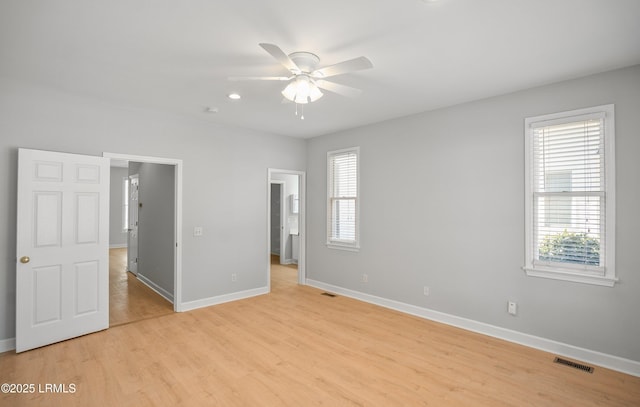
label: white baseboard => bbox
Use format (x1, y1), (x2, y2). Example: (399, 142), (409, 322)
(0, 337), (16, 353)
(137, 274), (174, 304)
(306, 279), (640, 378)
(109, 244), (127, 249)
(179, 287), (269, 312)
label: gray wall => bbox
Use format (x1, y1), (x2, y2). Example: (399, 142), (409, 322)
(109, 166), (129, 247)
(135, 162), (175, 297)
(0, 79), (306, 342)
(270, 183), (281, 256)
(306, 65), (640, 363)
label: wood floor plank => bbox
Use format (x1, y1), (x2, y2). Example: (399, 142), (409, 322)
(2, 259), (639, 406)
(109, 248), (174, 326)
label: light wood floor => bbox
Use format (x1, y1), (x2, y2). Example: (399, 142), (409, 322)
(109, 248), (173, 327)
(270, 254), (298, 291)
(2, 258), (639, 406)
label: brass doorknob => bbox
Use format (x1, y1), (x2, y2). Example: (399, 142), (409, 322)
(20, 256), (30, 264)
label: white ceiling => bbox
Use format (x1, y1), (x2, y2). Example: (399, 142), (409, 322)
(1, 0), (639, 138)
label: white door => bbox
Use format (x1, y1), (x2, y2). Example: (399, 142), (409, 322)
(127, 174), (139, 275)
(16, 148), (110, 352)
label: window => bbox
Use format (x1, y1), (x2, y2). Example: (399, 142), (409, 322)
(544, 171), (572, 226)
(327, 147), (359, 250)
(524, 105), (616, 286)
(122, 177), (129, 233)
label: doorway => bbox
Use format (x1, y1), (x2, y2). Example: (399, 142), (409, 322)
(14, 149), (182, 352)
(268, 169), (305, 291)
(108, 160), (176, 326)
(104, 152), (184, 313)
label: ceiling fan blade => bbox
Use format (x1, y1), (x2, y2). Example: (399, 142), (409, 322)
(315, 80), (363, 98)
(228, 76), (291, 81)
(312, 56), (373, 78)
(259, 43), (301, 73)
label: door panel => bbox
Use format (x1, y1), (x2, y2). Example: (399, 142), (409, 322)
(33, 265), (62, 325)
(16, 148), (109, 352)
(34, 192), (62, 247)
(76, 193), (100, 244)
(75, 261), (100, 315)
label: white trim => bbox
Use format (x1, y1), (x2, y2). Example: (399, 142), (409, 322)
(109, 243), (128, 249)
(137, 273), (174, 303)
(523, 267), (617, 287)
(528, 111), (606, 129)
(306, 279), (640, 377)
(325, 242), (361, 252)
(326, 147), (360, 251)
(103, 152), (184, 311)
(267, 169), (306, 288)
(180, 287), (269, 312)
(0, 337), (16, 353)
(523, 104), (616, 286)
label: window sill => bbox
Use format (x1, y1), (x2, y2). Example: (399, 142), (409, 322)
(327, 242), (360, 252)
(522, 267), (617, 287)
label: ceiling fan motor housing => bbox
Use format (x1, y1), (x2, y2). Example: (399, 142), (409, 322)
(288, 52), (320, 74)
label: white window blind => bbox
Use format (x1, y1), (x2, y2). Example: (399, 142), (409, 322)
(327, 147), (359, 249)
(524, 105), (616, 286)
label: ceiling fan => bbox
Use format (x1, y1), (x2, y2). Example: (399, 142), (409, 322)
(229, 43), (373, 119)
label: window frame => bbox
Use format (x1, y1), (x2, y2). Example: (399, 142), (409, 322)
(524, 104), (616, 287)
(327, 147), (360, 251)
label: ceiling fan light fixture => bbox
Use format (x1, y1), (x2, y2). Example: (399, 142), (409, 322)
(281, 75), (323, 104)
(309, 83), (323, 102)
(281, 82), (298, 102)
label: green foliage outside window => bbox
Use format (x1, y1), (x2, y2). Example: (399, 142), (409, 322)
(539, 230), (600, 266)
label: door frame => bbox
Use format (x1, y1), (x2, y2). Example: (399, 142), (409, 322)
(267, 168), (306, 290)
(104, 152), (184, 312)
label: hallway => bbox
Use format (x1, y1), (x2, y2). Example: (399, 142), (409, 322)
(109, 248), (173, 327)
(270, 254), (298, 292)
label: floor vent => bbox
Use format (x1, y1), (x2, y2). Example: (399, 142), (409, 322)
(321, 292), (337, 297)
(554, 357), (594, 373)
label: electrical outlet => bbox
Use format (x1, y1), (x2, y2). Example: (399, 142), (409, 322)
(362, 274), (368, 283)
(508, 301), (517, 315)
(194, 226), (203, 237)
(423, 286), (430, 296)
(231, 273), (237, 282)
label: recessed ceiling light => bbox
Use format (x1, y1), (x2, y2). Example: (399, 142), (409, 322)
(228, 93), (241, 100)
